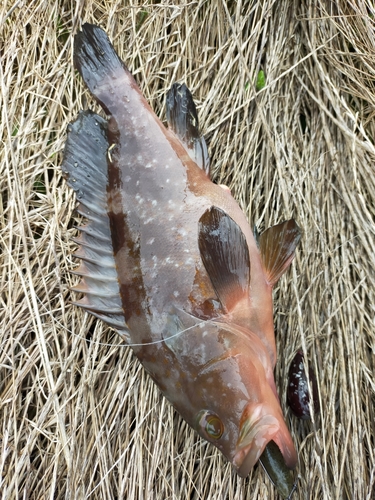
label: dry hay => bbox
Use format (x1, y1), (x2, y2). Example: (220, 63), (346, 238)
(1, 1), (375, 499)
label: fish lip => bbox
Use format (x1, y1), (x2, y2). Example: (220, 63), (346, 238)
(233, 412), (280, 477)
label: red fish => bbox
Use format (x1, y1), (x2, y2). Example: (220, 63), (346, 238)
(62, 24), (301, 498)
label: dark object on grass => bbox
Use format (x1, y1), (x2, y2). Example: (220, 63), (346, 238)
(287, 350), (319, 419)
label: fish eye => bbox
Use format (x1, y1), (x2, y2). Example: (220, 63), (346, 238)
(196, 410), (224, 440)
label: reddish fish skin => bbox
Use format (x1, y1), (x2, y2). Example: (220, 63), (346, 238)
(68, 23), (300, 483)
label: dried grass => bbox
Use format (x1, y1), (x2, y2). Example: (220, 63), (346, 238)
(1, 1), (375, 499)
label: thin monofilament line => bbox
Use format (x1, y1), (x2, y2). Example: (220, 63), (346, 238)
(36, 297), (210, 347)
(124, 320), (209, 347)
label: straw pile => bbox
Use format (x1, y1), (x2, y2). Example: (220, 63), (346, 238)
(1, 1), (374, 499)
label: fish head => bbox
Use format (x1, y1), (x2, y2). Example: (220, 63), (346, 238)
(162, 312), (297, 478)
(184, 328), (297, 477)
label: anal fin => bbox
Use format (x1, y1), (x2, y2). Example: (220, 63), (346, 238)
(62, 110), (129, 340)
(166, 83), (210, 176)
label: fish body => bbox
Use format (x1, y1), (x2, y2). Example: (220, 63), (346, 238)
(62, 24), (301, 496)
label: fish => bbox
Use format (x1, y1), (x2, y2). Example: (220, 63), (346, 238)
(287, 350), (319, 420)
(61, 23), (301, 498)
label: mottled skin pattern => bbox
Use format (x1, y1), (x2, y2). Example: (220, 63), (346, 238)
(72, 25), (297, 478)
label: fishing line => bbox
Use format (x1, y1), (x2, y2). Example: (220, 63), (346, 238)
(36, 296), (211, 348)
(119, 320), (209, 347)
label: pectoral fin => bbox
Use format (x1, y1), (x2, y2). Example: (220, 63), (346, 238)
(166, 83), (210, 176)
(198, 206), (250, 312)
(258, 220), (301, 286)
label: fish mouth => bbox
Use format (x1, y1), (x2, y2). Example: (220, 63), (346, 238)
(233, 409), (280, 477)
(233, 405), (297, 477)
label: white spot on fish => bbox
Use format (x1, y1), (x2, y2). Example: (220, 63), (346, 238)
(166, 179), (170, 183)
(152, 200), (157, 207)
(178, 228), (187, 237)
(145, 162), (152, 169)
(147, 237), (155, 245)
(144, 217), (155, 224)
(173, 291), (179, 297)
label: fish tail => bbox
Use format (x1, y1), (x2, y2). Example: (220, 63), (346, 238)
(74, 24), (129, 113)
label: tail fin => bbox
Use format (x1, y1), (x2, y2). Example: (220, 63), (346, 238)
(73, 24), (128, 113)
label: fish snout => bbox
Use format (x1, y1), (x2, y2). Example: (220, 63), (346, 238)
(234, 405), (279, 476)
(233, 403), (297, 477)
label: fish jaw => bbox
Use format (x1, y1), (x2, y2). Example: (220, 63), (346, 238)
(233, 403), (297, 477)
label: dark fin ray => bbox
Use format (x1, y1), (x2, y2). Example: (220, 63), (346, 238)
(198, 206), (250, 313)
(258, 220), (301, 286)
(74, 24), (127, 114)
(71, 235), (113, 256)
(253, 224), (260, 249)
(62, 110), (129, 339)
(75, 224), (109, 242)
(166, 83), (210, 176)
(70, 261), (118, 282)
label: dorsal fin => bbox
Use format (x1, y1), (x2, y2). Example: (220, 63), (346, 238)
(166, 83), (210, 176)
(258, 220), (301, 286)
(62, 110), (129, 341)
(198, 206), (250, 312)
